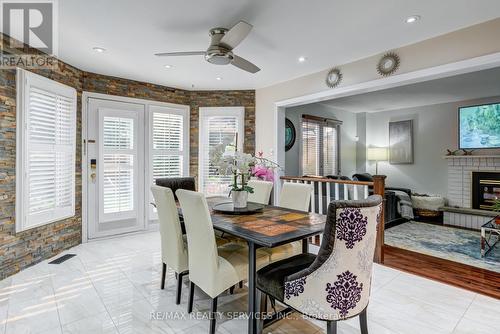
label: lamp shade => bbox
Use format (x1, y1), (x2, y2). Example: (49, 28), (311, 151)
(367, 147), (388, 161)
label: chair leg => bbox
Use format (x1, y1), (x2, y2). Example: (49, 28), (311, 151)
(359, 308), (368, 334)
(176, 272), (185, 305)
(188, 282), (195, 313)
(256, 290), (266, 334)
(209, 297), (218, 334)
(327, 320), (337, 334)
(161, 263), (166, 290)
(229, 285), (235, 294)
(269, 296), (277, 313)
(239, 281), (243, 289)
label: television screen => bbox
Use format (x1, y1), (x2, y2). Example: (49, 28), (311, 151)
(459, 102), (500, 149)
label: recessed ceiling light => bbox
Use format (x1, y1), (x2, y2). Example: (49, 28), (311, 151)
(92, 47), (106, 53)
(298, 56), (307, 63)
(216, 77), (222, 81)
(405, 15), (420, 24)
(164, 64), (172, 69)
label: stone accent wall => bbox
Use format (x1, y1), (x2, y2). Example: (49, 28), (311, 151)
(82, 72), (191, 105)
(189, 90), (256, 178)
(0, 35), (83, 279)
(0, 34), (256, 279)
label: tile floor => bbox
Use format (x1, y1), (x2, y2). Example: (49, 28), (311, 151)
(0, 231), (498, 334)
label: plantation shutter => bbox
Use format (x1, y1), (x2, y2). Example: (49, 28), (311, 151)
(102, 117), (135, 215)
(199, 107), (244, 196)
(148, 105), (189, 218)
(151, 111), (185, 180)
(17, 69), (76, 231)
(301, 115), (340, 176)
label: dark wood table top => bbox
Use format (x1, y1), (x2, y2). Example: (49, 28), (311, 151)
(204, 197), (326, 248)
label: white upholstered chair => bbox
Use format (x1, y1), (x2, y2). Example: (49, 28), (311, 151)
(151, 185), (188, 304)
(279, 182), (313, 211)
(261, 182), (314, 262)
(256, 196), (383, 334)
(176, 189), (269, 334)
(247, 179), (273, 205)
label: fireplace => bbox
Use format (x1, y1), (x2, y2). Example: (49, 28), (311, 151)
(471, 171), (500, 210)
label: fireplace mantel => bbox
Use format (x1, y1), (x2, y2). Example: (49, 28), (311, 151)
(444, 155), (500, 229)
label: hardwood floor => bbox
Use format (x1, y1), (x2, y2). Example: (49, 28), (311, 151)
(383, 245), (500, 299)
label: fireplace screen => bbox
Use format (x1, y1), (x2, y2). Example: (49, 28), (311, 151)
(472, 172), (500, 210)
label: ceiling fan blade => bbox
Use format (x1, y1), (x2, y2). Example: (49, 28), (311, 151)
(231, 55), (260, 73)
(220, 21), (253, 49)
(154, 51), (205, 57)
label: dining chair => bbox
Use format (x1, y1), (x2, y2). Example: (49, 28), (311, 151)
(256, 195), (383, 334)
(279, 182), (313, 211)
(156, 177), (196, 198)
(247, 179), (273, 205)
(151, 185), (188, 305)
(261, 182), (314, 262)
(176, 189), (270, 334)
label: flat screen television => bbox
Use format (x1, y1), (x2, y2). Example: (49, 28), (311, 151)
(459, 102), (500, 149)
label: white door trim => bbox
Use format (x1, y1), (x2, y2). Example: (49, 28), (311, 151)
(272, 51), (500, 204)
(82, 91), (190, 243)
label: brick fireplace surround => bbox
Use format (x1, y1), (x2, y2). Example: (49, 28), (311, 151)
(444, 156), (500, 229)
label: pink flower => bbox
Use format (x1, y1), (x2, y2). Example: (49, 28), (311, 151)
(252, 165), (274, 182)
(257, 151), (264, 157)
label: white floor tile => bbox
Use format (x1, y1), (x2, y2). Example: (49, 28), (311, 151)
(61, 312), (117, 334)
(0, 231), (494, 334)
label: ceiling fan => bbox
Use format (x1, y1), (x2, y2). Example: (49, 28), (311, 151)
(155, 21), (260, 74)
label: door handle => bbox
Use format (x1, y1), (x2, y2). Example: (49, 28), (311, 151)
(90, 159), (97, 183)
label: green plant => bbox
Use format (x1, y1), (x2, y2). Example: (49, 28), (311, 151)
(491, 199), (500, 212)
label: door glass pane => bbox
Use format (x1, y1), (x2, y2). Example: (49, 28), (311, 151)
(103, 154), (134, 214)
(103, 117), (134, 149)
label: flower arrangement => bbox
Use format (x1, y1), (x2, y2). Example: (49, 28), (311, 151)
(209, 137), (281, 207)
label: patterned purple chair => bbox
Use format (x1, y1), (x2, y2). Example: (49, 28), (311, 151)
(256, 195), (383, 334)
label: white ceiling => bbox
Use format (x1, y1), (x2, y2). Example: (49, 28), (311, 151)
(320, 66), (500, 113)
(56, 0), (500, 90)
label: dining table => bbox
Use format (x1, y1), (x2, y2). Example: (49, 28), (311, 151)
(202, 196), (326, 334)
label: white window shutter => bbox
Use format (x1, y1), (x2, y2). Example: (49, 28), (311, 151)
(198, 107), (244, 196)
(17, 69), (77, 232)
(151, 111), (184, 180)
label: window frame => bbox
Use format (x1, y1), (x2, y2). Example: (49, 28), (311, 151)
(299, 115), (342, 176)
(147, 104), (190, 219)
(198, 107), (245, 196)
(16, 68), (77, 232)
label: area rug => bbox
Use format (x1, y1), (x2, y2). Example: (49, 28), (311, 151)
(385, 221), (500, 273)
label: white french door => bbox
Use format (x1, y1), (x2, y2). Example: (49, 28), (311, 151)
(86, 98), (145, 239)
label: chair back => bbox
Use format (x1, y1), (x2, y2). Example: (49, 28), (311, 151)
(284, 195), (383, 320)
(175, 189), (220, 288)
(150, 185), (188, 273)
(247, 179), (273, 205)
(279, 182), (313, 211)
(156, 177), (196, 200)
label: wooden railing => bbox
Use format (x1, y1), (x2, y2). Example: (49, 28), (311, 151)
(280, 175), (386, 263)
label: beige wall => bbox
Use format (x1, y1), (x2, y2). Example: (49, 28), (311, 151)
(365, 96), (500, 196)
(255, 18), (500, 157)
